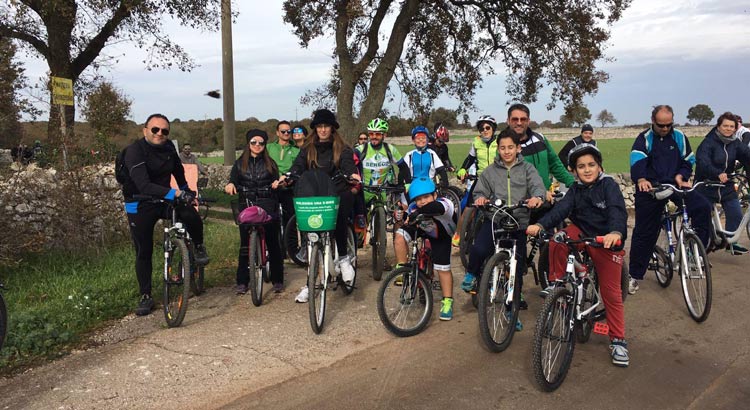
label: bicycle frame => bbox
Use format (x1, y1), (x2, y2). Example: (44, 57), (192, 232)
(163, 205), (192, 282)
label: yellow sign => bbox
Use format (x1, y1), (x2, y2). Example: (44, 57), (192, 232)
(51, 76), (74, 106)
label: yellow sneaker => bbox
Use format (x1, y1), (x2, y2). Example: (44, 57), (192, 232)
(451, 232), (460, 247)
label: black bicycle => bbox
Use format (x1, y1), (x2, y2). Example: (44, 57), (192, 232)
(363, 184), (405, 280)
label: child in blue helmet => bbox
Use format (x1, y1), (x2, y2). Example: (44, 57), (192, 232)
(398, 126), (450, 199)
(393, 177), (457, 320)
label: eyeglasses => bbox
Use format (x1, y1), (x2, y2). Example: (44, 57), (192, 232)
(150, 127), (170, 136)
(358, 137), (368, 141)
(509, 117), (529, 123)
(368, 132), (383, 137)
(279, 130), (292, 134)
(249, 140), (266, 146)
(481, 126), (493, 131)
(654, 122), (673, 129)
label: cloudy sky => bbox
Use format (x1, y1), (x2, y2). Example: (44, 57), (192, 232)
(17, 0), (750, 126)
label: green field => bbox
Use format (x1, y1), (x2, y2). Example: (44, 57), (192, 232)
(201, 137), (704, 174)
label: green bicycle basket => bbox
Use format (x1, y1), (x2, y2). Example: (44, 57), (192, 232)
(293, 196), (340, 231)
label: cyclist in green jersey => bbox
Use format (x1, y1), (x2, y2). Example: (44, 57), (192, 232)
(359, 118), (403, 201)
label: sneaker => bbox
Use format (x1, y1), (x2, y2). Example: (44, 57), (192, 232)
(461, 273), (476, 292)
(452, 232), (460, 247)
(194, 244), (209, 266)
(539, 283), (556, 298)
(295, 286), (309, 303)
(519, 294), (528, 310)
(439, 297), (454, 321)
(339, 257), (356, 283)
(272, 283), (284, 293)
(295, 247), (308, 262)
(235, 283), (248, 295)
(504, 310), (523, 331)
(727, 244), (749, 255)
(628, 278), (639, 295)
(610, 338), (630, 367)
(135, 294), (154, 316)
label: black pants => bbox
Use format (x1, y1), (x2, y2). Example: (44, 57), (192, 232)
(237, 221), (284, 285)
(335, 190), (355, 256)
(127, 201), (204, 296)
(278, 188), (295, 229)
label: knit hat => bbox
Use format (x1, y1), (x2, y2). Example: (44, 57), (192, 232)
(581, 124), (594, 133)
(310, 109), (340, 129)
(246, 129), (269, 143)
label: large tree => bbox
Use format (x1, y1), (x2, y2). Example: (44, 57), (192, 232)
(596, 109), (617, 127)
(0, 37), (38, 147)
(283, 0), (631, 140)
(0, 0), (221, 160)
(81, 81), (132, 139)
(687, 104), (714, 125)
(560, 103), (591, 127)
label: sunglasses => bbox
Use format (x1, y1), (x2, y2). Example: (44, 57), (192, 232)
(509, 117), (529, 123)
(249, 140), (266, 146)
(368, 132), (383, 137)
(279, 130), (292, 134)
(150, 127), (170, 136)
(480, 125), (493, 131)
(358, 137), (368, 141)
(654, 122), (673, 129)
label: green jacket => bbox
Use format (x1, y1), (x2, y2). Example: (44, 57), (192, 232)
(267, 141), (300, 174)
(519, 129), (575, 189)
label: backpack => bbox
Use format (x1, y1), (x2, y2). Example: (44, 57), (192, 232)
(115, 142), (147, 185)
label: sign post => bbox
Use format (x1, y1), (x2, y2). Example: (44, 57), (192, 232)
(51, 76), (74, 169)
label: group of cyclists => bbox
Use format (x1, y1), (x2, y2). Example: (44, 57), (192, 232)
(121, 103), (750, 372)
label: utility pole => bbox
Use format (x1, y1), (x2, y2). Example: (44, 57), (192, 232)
(221, 0), (236, 166)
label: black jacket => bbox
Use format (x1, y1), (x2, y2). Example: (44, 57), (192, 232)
(695, 128), (750, 202)
(289, 141), (357, 193)
(229, 155), (280, 214)
(428, 142), (453, 169)
(537, 174), (627, 240)
(558, 136), (596, 170)
(122, 138), (186, 201)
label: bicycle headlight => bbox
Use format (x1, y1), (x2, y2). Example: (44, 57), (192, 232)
(307, 232), (320, 242)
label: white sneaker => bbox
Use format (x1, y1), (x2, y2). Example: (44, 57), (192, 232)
(339, 257), (356, 284)
(295, 286), (309, 303)
(628, 278), (639, 295)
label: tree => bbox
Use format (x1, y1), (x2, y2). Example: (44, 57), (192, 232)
(429, 107), (458, 128)
(0, 1), (221, 158)
(596, 109), (617, 127)
(284, 0), (630, 140)
(560, 104), (591, 127)
(0, 37), (39, 147)
(81, 81), (132, 139)
(687, 104), (714, 125)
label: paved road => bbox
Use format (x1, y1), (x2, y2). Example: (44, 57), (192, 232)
(1, 245), (748, 410)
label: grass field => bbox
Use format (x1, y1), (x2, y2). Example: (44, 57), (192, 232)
(200, 137), (705, 174)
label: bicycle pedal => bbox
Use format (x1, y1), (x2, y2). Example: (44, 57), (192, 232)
(593, 322), (609, 335)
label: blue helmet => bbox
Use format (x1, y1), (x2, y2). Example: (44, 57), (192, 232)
(409, 177), (436, 199)
(411, 125), (430, 140)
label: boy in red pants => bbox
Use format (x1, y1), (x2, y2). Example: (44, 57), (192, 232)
(526, 143), (630, 367)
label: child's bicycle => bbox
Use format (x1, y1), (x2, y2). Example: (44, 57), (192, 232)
(376, 213), (437, 337)
(531, 231), (625, 392)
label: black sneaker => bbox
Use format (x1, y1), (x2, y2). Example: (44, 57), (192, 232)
(135, 294), (154, 316)
(194, 244), (209, 266)
(519, 294), (528, 310)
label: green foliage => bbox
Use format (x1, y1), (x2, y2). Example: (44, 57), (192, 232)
(687, 104), (714, 125)
(596, 109), (617, 127)
(0, 37), (38, 147)
(81, 81), (132, 139)
(560, 104), (592, 127)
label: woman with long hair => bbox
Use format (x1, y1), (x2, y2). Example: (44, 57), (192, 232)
(225, 129), (285, 294)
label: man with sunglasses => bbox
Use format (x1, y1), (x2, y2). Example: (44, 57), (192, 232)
(628, 105), (711, 294)
(267, 120), (301, 245)
(121, 113), (208, 316)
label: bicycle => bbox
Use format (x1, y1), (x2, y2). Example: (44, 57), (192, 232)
(457, 174), (480, 269)
(133, 194), (200, 327)
(231, 186), (277, 307)
(376, 213), (436, 337)
(647, 182), (712, 322)
(363, 184), (405, 280)
(705, 174), (750, 252)
(196, 177), (210, 221)
(476, 199), (528, 352)
(531, 232), (625, 392)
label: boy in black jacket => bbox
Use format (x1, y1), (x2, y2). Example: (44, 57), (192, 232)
(527, 143), (630, 368)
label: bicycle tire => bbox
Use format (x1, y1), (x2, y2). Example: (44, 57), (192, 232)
(478, 252), (519, 352)
(440, 187), (462, 222)
(284, 215), (307, 267)
(372, 206), (387, 281)
(458, 207), (478, 269)
(190, 264), (205, 296)
(652, 245), (673, 288)
(0, 292), (7, 352)
(532, 286), (576, 392)
(308, 242), (327, 334)
(163, 238), (191, 328)
(340, 226), (357, 295)
(199, 204), (209, 221)
(537, 242), (550, 291)
(376, 267), (433, 337)
(620, 263), (629, 303)
(248, 230), (265, 307)
(679, 232), (712, 322)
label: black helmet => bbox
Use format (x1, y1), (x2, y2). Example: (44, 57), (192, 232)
(567, 143), (602, 170)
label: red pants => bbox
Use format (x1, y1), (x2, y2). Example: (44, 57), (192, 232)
(548, 224), (626, 340)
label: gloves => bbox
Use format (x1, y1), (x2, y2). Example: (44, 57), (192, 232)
(456, 168), (467, 178)
(178, 190), (196, 206)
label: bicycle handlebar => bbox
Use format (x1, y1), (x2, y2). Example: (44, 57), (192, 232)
(539, 230), (621, 248)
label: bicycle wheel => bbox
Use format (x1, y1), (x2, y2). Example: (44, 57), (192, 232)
(371, 206), (387, 281)
(458, 207), (478, 269)
(340, 226), (357, 295)
(537, 242), (550, 291)
(440, 187), (462, 222)
(478, 252), (519, 352)
(190, 264), (205, 296)
(308, 242), (327, 334)
(532, 286), (576, 392)
(284, 215), (307, 267)
(163, 238), (191, 328)
(0, 292), (7, 352)
(679, 232), (712, 322)
(199, 204), (209, 221)
(620, 263), (629, 303)
(377, 267), (433, 337)
(248, 230), (265, 307)
(651, 245), (673, 288)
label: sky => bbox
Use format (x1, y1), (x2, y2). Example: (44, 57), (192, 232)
(15, 0), (750, 126)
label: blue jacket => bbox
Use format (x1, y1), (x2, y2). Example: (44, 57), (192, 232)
(537, 174), (628, 240)
(630, 127), (694, 184)
(695, 128), (750, 202)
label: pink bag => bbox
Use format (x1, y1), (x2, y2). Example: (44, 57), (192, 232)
(238, 205), (271, 224)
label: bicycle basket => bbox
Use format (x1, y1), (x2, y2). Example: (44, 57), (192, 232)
(293, 196), (340, 231)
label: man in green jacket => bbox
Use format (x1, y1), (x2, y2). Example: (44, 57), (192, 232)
(267, 121), (301, 237)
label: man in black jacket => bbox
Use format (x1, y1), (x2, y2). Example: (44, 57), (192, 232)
(558, 124), (596, 170)
(122, 113), (209, 316)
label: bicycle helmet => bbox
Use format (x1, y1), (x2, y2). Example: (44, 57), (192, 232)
(408, 177), (436, 199)
(411, 125), (430, 140)
(434, 124), (450, 142)
(475, 115), (497, 131)
(367, 118), (389, 133)
(567, 143), (603, 169)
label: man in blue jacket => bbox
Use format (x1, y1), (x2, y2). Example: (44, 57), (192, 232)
(628, 105), (711, 294)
